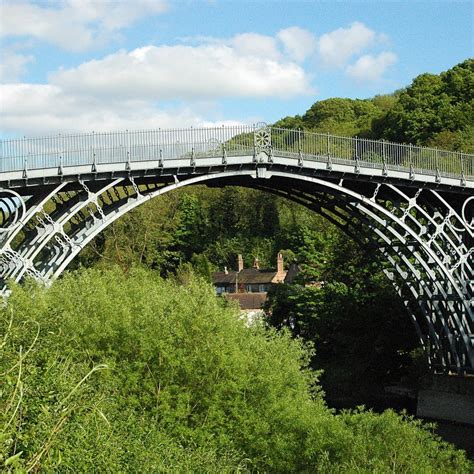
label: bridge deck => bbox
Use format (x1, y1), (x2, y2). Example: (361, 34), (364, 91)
(1, 126), (472, 190)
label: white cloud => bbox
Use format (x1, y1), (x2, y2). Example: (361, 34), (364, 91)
(0, 21), (398, 136)
(277, 27), (317, 62)
(0, 49), (34, 82)
(346, 52), (397, 81)
(318, 21), (376, 67)
(0, 83), (242, 135)
(230, 33), (281, 60)
(0, 0), (168, 52)
(0, 32), (314, 135)
(50, 43), (313, 100)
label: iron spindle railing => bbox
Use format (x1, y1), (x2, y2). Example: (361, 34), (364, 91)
(0, 126), (472, 181)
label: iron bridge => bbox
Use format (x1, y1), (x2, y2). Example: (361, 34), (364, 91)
(0, 124), (472, 374)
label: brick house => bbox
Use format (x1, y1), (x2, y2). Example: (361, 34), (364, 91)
(212, 253), (297, 310)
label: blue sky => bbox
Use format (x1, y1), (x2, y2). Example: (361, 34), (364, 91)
(0, 0), (472, 137)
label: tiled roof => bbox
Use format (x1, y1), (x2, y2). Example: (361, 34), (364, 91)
(225, 292), (268, 310)
(213, 268), (279, 285)
(212, 271), (238, 285)
(239, 268), (279, 284)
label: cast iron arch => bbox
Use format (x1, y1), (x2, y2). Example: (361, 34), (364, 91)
(0, 169), (471, 374)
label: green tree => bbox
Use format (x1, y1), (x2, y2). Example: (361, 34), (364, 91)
(175, 193), (209, 260)
(381, 59), (474, 146)
(302, 98), (383, 136)
(190, 252), (213, 282)
(265, 233), (420, 403)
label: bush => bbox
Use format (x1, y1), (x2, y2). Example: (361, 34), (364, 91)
(1, 267), (471, 472)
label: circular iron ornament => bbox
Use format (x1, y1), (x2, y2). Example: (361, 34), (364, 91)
(254, 129), (271, 149)
(0, 189), (26, 233)
(446, 196), (474, 232)
(462, 196), (474, 230)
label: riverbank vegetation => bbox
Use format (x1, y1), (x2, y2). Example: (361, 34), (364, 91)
(2, 268), (471, 471)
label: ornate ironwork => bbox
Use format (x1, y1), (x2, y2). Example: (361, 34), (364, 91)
(253, 124), (272, 162)
(0, 189), (26, 234)
(0, 125), (472, 374)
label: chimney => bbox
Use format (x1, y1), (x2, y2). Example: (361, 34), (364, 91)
(224, 266), (228, 274)
(277, 252), (284, 275)
(253, 257), (260, 270)
(237, 254), (244, 272)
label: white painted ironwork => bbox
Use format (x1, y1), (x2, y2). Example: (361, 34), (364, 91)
(1, 125), (472, 181)
(0, 189), (26, 233)
(0, 125), (472, 374)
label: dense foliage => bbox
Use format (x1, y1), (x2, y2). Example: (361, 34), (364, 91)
(77, 187), (282, 274)
(275, 59), (474, 151)
(264, 234), (422, 403)
(1, 268), (471, 471)
(380, 59), (474, 149)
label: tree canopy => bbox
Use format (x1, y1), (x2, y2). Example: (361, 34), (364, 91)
(275, 59), (474, 151)
(380, 60), (474, 150)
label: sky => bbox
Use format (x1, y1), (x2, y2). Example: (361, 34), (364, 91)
(0, 0), (472, 138)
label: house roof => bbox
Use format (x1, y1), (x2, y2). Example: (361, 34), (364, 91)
(212, 268), (279, 285)
(225, 292), (268, 310)
(212, 271), (238, 285)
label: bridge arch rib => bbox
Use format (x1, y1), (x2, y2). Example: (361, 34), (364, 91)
(1, 168), (472, 374)
(246, 179), (470, 373)
(0, 125), (472, 374)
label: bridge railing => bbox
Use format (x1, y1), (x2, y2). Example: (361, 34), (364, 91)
(270, 127), (473, 180)
(0, 126), (472, 181)
(0, 125), (257, 172)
